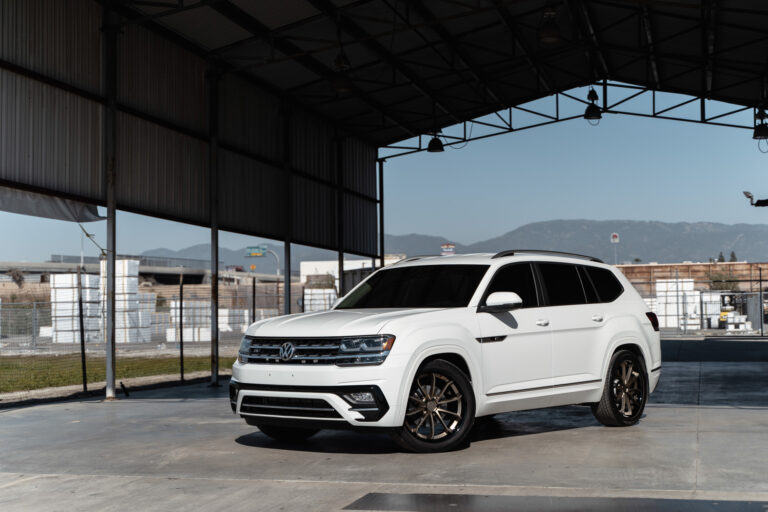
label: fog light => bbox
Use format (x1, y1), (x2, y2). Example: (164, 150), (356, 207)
(344, 392), (375, 404)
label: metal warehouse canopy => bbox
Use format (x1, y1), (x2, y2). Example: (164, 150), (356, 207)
(122, 0), (768, 147)
(1, 0), (767, 396)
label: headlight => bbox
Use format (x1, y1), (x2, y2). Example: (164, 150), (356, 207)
(336, 335), (395, 366)
(238, 336), (250, 364)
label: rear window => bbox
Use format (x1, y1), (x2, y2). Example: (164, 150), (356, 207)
(583, 266), (624, 302)
(537, 263), (587, 306)
(336, 264), (489, 309)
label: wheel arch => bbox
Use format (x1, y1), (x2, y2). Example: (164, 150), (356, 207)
(395, 344), (481, 424)
(602, 338), (652, 382)
(418, 352), (473, 382)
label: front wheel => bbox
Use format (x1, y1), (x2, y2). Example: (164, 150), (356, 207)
(591, 349), (649, 427)
(390, 359), (476, 453)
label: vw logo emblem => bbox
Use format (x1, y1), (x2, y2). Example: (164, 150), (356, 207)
(279, 342), (295, 361)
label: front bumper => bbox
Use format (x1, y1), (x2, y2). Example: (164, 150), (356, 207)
(230, 356), (409, 428)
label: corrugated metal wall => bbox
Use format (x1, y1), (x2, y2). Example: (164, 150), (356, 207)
(220, 75), (282, 163)
(0, 0), (101, 94)
(118, 24), (207, 133)
(0, 70), (102, 200)
(218, 150), (284, 239)
(115, 113), (209, 224)
(0, 0), (378, 257)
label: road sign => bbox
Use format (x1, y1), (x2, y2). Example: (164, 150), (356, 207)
(441, 243), (456, 256)
(610, 233), (620, 244)
(246, 245), (268, 257)
(250, 264), (256, 271)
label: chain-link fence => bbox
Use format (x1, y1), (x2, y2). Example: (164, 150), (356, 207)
(631, 278), (767, 336)
(0, 282), (303, 403)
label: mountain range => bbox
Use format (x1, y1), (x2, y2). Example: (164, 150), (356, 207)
(141, 219), (768, 272)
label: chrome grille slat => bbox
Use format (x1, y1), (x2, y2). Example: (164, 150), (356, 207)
(240, 336), (387, 366)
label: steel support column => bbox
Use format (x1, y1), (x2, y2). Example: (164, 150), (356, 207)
(102, 2), (118, 400)
(337, 138), (345, 295)
(208, 63), (220, 386)
(378, 159), (385, 268)
(282, 102), (292, 315)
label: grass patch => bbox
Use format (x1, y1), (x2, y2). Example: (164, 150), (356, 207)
(0, 355), (215, 393)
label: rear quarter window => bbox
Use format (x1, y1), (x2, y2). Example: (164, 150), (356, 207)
(583, 266), (624, 302)
(537, 263), (587, 306)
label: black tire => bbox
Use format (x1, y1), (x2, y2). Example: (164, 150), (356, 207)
(390, 359), (476, 453)
(592, 349), (649, 427)
(252, 424), (320, 442)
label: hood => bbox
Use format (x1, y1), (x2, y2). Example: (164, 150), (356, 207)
(246, 308), (445, 337)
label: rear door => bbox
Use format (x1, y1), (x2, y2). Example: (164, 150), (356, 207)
(536, 262), (607, 396)
(476, 263), (553, 403)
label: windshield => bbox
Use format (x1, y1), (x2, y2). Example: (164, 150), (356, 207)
(336, 264), (489, 309)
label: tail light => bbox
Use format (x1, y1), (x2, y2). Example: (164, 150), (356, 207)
(645, 312), (659, 332)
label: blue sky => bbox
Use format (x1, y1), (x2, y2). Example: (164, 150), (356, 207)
(1, 88), (767, 262)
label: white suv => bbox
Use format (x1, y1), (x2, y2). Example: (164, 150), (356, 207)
(230, 251), (661, 452)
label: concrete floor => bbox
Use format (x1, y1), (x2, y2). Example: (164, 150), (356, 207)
(1, 362), (768, 511)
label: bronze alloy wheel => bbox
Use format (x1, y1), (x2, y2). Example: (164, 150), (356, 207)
(405, 372), (464, 441)
(611, 358), (646, 418)
(391, 359), (476, 452)
(592, 349), (649, 427)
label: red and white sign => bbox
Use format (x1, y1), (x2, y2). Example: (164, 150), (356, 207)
(441, 243), (456, 256)
(610, 232), (620, 244)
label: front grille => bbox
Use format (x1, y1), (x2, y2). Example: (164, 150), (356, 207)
(241, 337), (385, 365)
(240, 395), (341, 418)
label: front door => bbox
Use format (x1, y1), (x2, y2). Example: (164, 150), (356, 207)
(477, 263), (552, 404)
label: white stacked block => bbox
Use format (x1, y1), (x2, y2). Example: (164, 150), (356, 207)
(170, 300), (210, 326)
(165, 327), (212, 342)
(654, 278), (700, 329)
(52, 330), (101, 344)
(100, 259), (143, 343)
(304, 288), (338, 312)
(50, 272), (100, 344)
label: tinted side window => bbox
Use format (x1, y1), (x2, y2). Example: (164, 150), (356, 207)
(485, 263), (538, 308)
(538, 263), (587, 306)
(578, 266), (600, 303)
(584, 266), (624, 302)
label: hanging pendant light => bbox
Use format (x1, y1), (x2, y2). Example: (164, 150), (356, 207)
(584, 87), (602, 125)
(538, 6), (563, 46)
(427, 136), (444, 152)
(753, 106), (768, 140)
(330, 20), (352, 96)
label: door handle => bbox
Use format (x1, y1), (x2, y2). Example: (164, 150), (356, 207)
(536, 319), (549, 327)
(591, 315), (604, 323)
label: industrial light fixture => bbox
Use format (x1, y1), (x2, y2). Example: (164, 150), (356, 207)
(426, 101), (444, 152)
(427, 135), (444, 152)
(754, 106), (768, 138)
(754, 105), (768, 153)
(538, 5), (563, 46)
(331, 20), (352, 95)
(584, 88), (602, 125)
(331, 74), (353, 95)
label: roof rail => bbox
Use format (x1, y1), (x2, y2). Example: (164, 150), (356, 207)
(396, 255), (441, 264)
(491, 250), (604, 263)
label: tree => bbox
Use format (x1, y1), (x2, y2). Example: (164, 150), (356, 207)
(710, 271), (740, 292)
(729, 251), (737, 262)
(633, 257), (642, 263)
(717, 252), (725, 262)
(7, 268), (24, 289)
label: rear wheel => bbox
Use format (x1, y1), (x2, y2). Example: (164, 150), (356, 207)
(390, 359), (475, 453)
(250, 423), (319, 442)
(591, 349), (649, 427)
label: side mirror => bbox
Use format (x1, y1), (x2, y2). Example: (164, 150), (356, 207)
(479, 292), (523, 313)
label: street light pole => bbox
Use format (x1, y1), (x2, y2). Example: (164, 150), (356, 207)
(266, 249), (280, 314)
